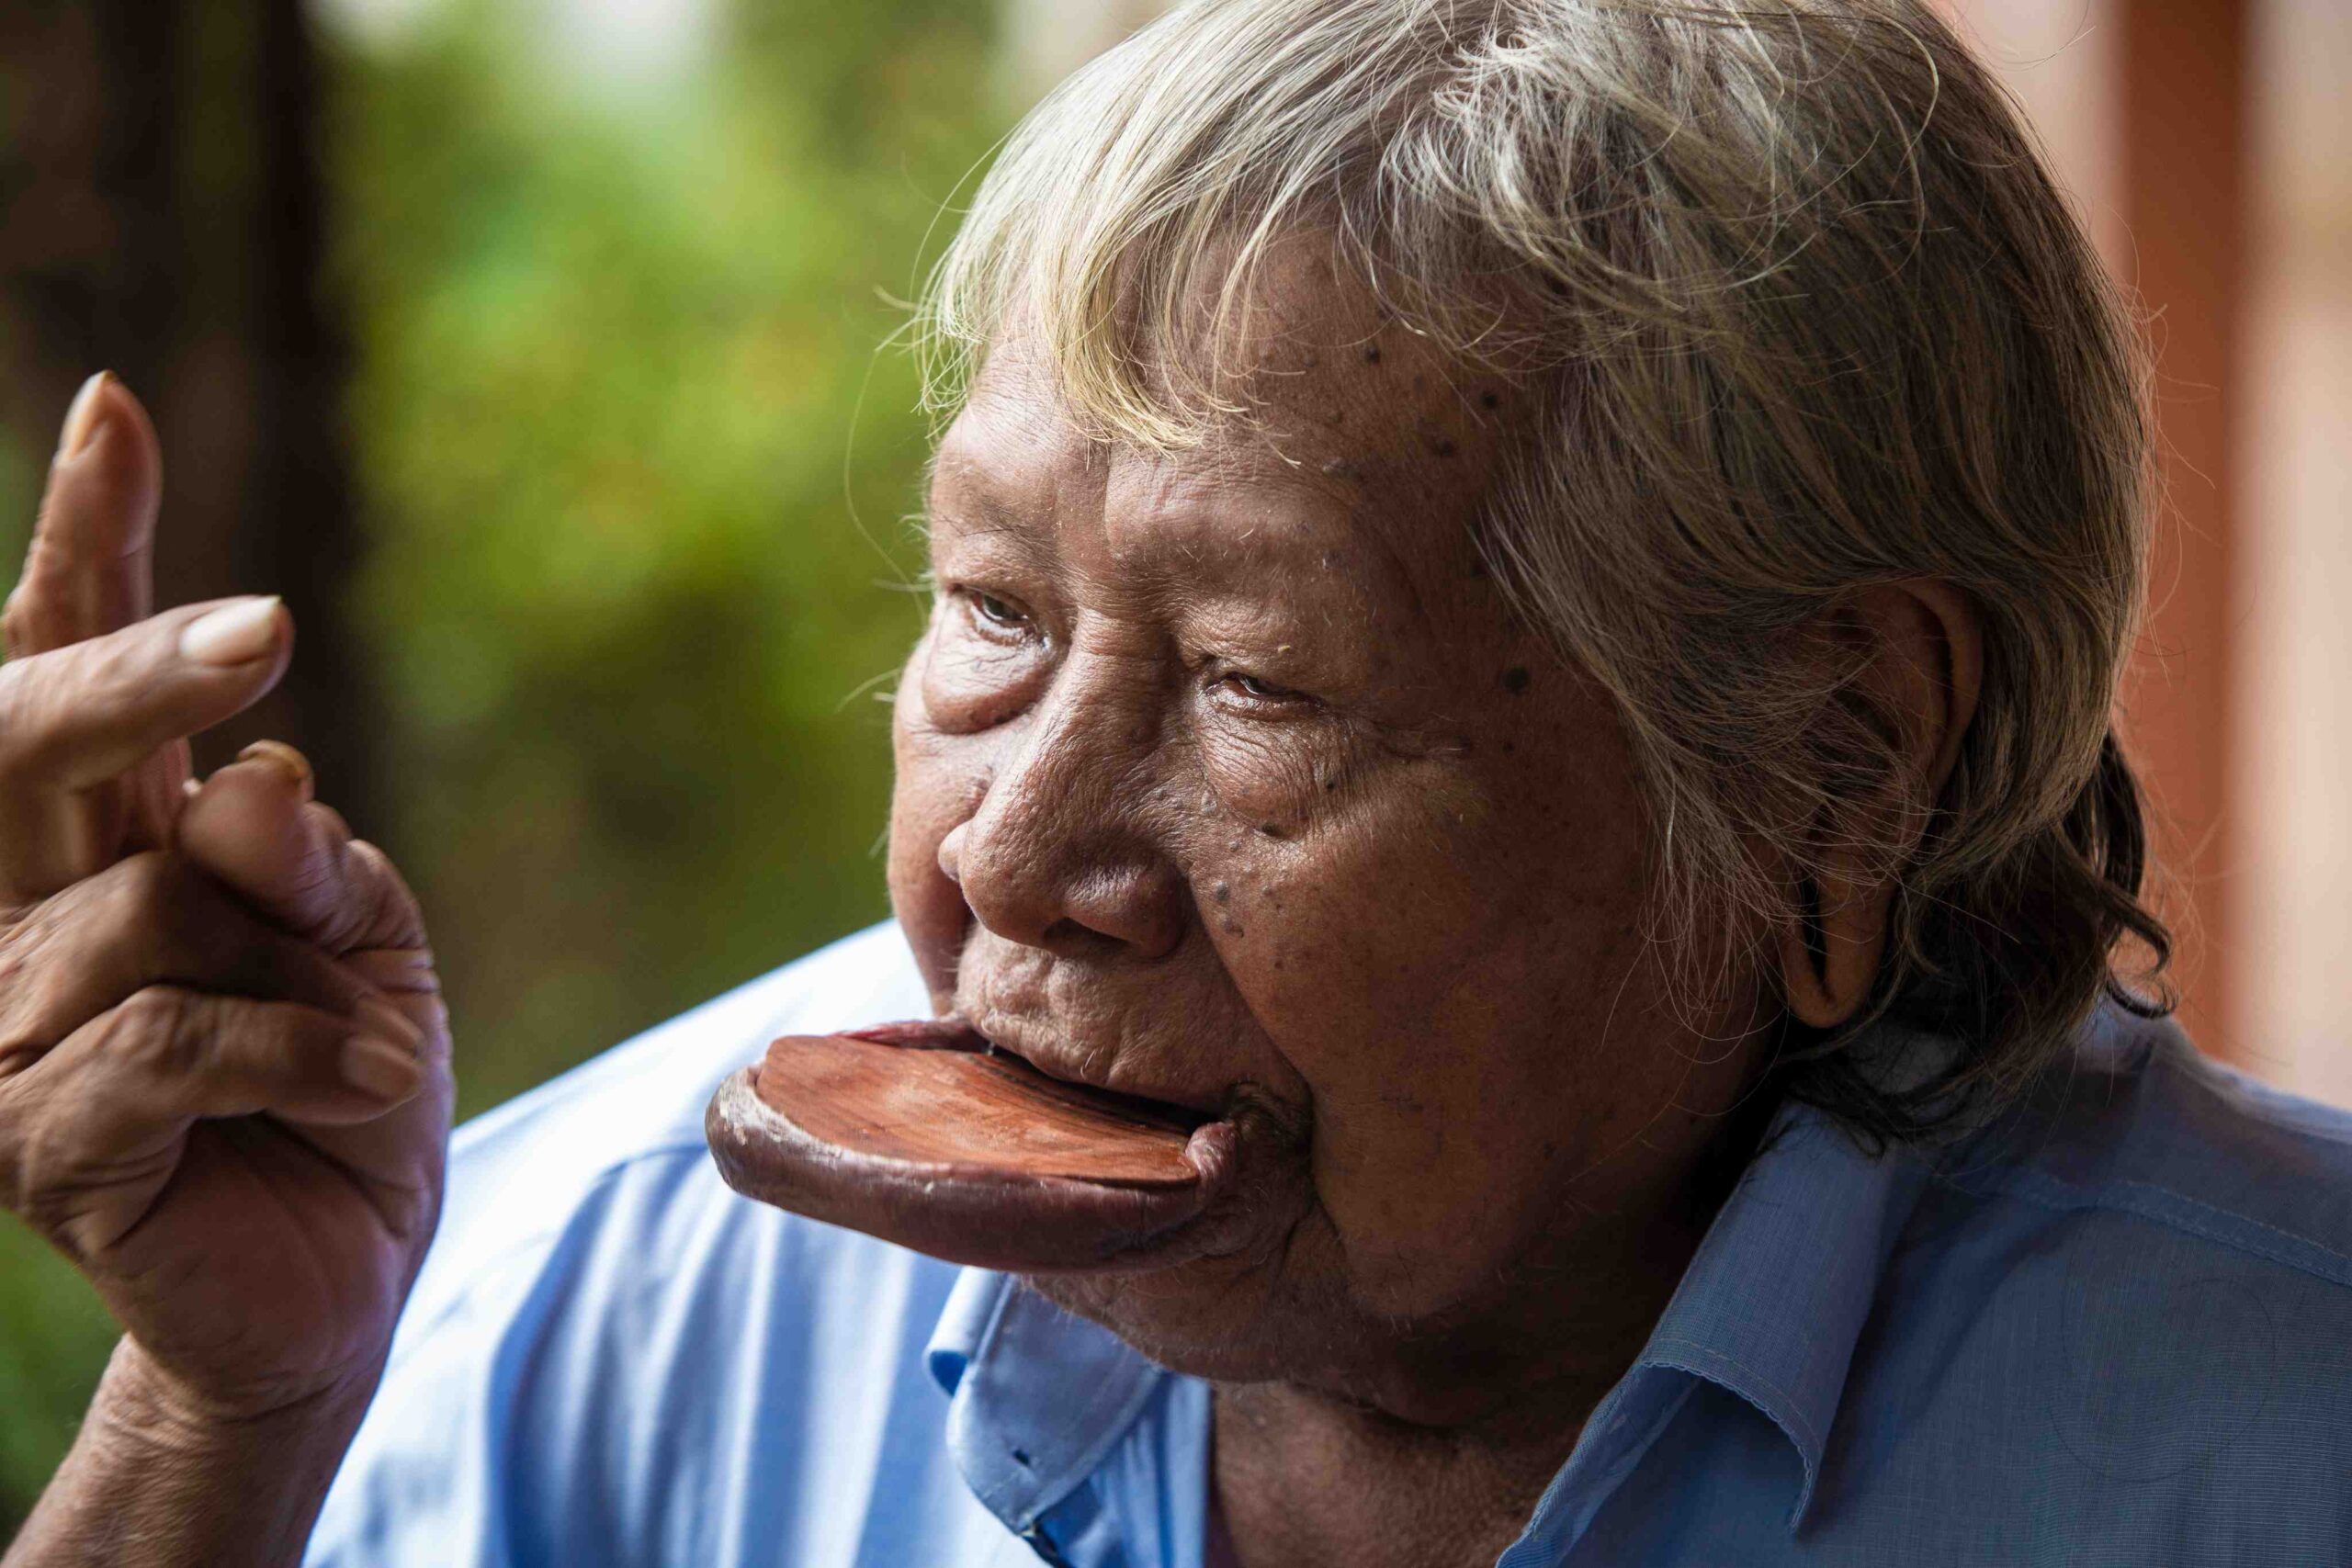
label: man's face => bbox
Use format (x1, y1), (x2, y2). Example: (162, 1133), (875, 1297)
(887, 283), (1768, 1418)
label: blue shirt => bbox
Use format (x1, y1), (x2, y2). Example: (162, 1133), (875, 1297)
(307, 923), (2352, 1566)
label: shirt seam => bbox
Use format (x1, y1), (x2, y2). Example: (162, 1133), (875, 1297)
(1641, 1337), (1824, 1457)
(1974, 1168), (2352, 1288)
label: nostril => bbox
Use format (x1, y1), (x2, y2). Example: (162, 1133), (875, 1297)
(1036, 916), (1127, 962)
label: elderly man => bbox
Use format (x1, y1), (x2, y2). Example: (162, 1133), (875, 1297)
(4, 1), (2348, 1564)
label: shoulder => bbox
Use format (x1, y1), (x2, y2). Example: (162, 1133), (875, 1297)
(311, 923), (1003, 1567)
(1960, 1007), (2352, 1287)
(1838, 1011), (2352, 1545)
(1792, 1014), (2352, 1557)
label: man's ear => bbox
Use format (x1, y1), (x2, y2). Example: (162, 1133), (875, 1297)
(1777, 580), (1983, 1029)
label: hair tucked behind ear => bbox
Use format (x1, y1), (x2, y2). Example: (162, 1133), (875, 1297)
(1782, 731), (2174, 1148)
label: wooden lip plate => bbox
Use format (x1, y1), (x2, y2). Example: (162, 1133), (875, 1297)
(754, 1031), (1204, 1190)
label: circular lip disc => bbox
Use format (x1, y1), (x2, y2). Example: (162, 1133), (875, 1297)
(753, 1028), (1201, 1189)
(704, 1024), (1221, 1273)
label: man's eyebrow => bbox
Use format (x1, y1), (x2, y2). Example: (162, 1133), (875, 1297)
(925, 448), (1065, 540)
(922, 494), (1057, 559)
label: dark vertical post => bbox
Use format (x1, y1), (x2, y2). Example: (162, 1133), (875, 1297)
(241, 0), (375, 827)
(0, 0), (374, 829)
(2115, 0), (2249, 1056)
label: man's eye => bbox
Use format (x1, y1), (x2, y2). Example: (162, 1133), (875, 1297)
(1223, 671), (1301, 703)
(966, 591), (1032, 631)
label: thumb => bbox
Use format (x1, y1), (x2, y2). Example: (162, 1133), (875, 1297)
(176, 743), (426, 956)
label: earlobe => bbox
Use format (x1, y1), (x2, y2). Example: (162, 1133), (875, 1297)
(1774, 580), (1980, 1032)
(1778, 871), (1893, 1029)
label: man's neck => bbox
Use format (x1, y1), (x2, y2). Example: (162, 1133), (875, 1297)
(1210, 1376), (1589, 1568)
(1207, 1070), (1786, 1568)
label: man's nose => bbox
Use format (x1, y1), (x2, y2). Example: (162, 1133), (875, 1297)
(938, 680), (1186, 962)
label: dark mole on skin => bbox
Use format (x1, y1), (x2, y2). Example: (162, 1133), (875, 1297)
(1480, 390), (1500, 410)
(1502, 666), (1532, 695)
(1363, 344), (1382, 364)
(1433, 438), (1457, 458)
(1214, 883), (1232, 904)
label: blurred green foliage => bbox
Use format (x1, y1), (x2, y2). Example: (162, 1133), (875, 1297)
(340, 0), (998, 1115)
(0, 0), (1002, 1525)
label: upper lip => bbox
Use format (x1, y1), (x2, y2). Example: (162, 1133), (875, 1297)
(956, 1008), (1231, 1121)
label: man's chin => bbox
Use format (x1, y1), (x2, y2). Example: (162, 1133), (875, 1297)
(1013, 1211), (1365, 1390)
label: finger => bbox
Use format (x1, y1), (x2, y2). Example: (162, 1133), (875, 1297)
(3, 987), (423, 1259)
(61, 986), (423, 1123)
(0, 375), (187, 887)
(0, 598), (291, 790)
(3, 371), (163, 660)
(178, 746), (429, 957)
(0, 851), (383, 1068)
(0, 598), (289, 898)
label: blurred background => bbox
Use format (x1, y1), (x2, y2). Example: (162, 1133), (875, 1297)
(0, 0), (2342, 1529)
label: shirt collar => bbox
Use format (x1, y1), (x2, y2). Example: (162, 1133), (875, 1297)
(1633, 1089), (1930, 1529)
(925, 1268), (1167, 1534)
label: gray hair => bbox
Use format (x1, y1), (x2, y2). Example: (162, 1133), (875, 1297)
(919, 0), (2170, 1143)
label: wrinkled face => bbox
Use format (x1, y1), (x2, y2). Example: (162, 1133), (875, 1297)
(888, 283), (1768, 1416)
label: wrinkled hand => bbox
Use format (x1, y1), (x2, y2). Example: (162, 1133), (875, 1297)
(0, 375), (452, 1426)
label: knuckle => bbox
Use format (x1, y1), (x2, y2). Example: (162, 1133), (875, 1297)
(0, 914), (44, 1046)
(0, 980), (64, 1078)
(11, 1175), (78, 1261)
(114, 982), (192, 1035)
(0, 900), (90, 1060)
(112, 848), (178, 905)
(112, 985), (206, 1077)
(345, 840), (426, 947)
(95, 852), (171, 942)
(0, 630), (145, 781)
(347, 839), (403, 890)
(0, 663), (54, 781)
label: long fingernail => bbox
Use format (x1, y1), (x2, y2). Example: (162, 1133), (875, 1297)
(354, 996), (424, 1053)
(341, 1034), (422, 1101)
(179, 596), (283, 666)
(237, 739), (314, 799)
(56, 371), (113, 462)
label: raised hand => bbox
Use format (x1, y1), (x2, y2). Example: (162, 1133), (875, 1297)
(0, 375), (453, 1568)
